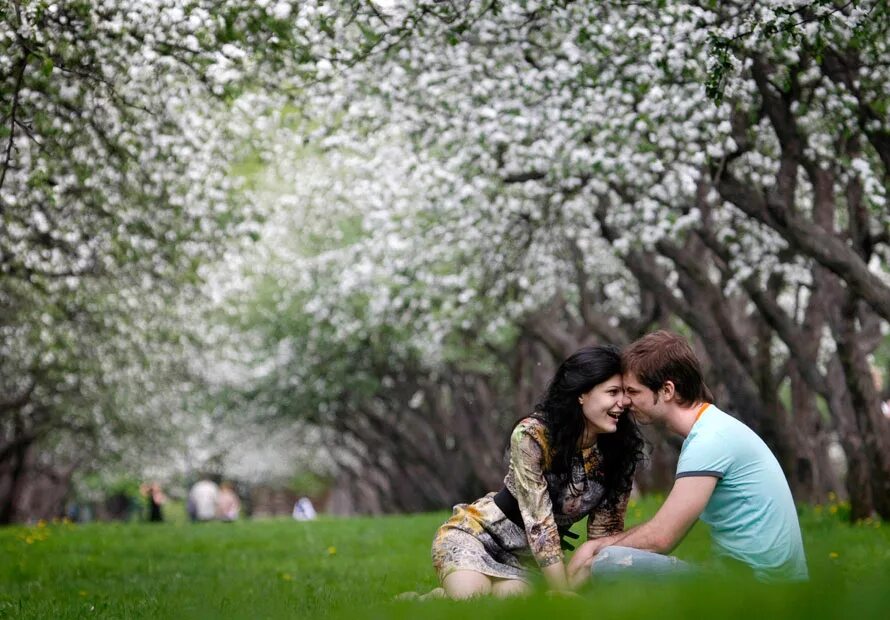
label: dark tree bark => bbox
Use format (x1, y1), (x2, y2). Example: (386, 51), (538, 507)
(787, 366), (840, 503)
(830, 297), (890, 518)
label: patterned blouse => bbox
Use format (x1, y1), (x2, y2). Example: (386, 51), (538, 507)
(505, 416), (628, 567)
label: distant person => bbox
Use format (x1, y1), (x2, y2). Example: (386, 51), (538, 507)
(188, 479), (219, 522)
(292, 497), (317, 521)
(216, 482), (241, 522)
(140, 481), (167, 523)
(567, 331), (808, 584)
(427, 345), (644, 599)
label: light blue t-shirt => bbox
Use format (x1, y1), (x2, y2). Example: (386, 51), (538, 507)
(676, 405), (809, 581)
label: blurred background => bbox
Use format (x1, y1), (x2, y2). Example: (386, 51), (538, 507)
(2, 0), (889, 526)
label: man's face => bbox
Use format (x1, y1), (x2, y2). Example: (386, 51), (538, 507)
(622, 372), (660, 424)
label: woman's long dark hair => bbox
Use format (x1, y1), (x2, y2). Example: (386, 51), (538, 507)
(528, 344), (646, 508)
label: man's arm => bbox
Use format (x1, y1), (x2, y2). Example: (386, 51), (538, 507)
(607, 475), (717, 552)
(567, 476), (717, 582)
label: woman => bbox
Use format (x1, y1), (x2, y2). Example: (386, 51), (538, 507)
(431, 345), (644, 598)
(140, 481), (167, 523)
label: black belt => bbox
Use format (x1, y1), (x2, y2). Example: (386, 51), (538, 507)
(493, 486), (580, 551)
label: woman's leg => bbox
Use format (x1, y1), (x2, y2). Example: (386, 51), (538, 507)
(442, 570), (493, 599)
(491, 578), (531, 598)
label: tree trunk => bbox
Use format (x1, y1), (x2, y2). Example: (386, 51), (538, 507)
(787, 366), (841, 503)
(824, 356), (877, 520)
(832, 298), (890, 518)
(0, 440), (29, 524)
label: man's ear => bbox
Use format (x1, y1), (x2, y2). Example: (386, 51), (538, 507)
(661, 380), (676, 402)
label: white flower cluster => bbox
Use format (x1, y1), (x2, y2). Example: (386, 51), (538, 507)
(223, 0), (890, 422)
(0, 0), (323, 480)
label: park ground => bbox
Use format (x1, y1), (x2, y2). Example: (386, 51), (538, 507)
(1, 496), (888, 619)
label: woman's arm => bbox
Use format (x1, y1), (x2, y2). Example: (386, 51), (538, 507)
(541, 561), (571, 592)
(507, 421), (573, 591)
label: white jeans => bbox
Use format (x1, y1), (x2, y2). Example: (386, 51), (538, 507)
(591, 545), (693, 576)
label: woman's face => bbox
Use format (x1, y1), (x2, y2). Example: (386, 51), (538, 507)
(579, 374), (626, 436)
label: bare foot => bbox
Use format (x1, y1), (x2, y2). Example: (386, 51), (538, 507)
(395, 587), (445, 601)
(419, 587), (445, 600)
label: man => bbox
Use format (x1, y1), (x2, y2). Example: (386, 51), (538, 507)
(568, 330), (808, 583)
(187, 478), (219, 522)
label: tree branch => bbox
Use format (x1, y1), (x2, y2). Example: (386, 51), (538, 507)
(714, 169), (890, 321)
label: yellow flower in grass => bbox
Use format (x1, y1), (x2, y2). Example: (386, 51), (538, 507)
(327, 546), (337, 556)
(280, 573), (293, 581)
(829, 552), (839, 560)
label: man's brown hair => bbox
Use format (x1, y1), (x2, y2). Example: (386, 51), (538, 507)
(621, 330), (714, 406)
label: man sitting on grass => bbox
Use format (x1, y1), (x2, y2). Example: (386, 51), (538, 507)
(568, 331), (809, 583)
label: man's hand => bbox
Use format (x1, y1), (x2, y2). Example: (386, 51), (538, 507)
(568, 559), (594, 590)
(567, 538), (614, 587)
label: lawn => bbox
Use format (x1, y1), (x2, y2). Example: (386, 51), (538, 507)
(1, 497), (888, 619)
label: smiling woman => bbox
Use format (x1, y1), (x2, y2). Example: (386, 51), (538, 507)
(423, 345), (646, 599)
(579, 376), (627, 437)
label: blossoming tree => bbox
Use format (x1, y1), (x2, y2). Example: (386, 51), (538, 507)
(235, 0), (890, 517)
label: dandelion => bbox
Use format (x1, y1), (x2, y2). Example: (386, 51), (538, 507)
(280, 573), (293, 581)
(327, 546), (337, 555)
(829, 505), (838, 515)
(829, 552), (839, 559)
(37, 520), (47, 528)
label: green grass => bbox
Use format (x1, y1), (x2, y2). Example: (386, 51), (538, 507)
(1, 497), (888, 619)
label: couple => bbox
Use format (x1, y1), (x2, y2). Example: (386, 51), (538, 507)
(429, 331), (808, 599)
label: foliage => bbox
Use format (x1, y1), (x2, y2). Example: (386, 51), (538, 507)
(290, 471), (333, 498)
(0, 0), (328, 520)
(4, 0), (890, 521)
(224, 0), (890, 516)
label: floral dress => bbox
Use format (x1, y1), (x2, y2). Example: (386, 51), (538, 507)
(431, 416), (629, 583)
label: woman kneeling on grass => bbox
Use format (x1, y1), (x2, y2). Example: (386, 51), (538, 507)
(429, 345), (644, 599)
